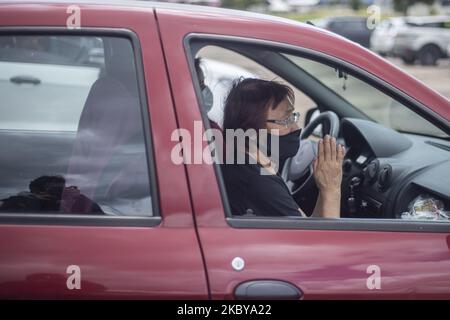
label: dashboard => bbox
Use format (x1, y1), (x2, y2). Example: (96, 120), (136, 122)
(340, 118), (450, 219)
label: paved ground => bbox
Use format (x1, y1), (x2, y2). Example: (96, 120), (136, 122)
(387, 57), (450, 99)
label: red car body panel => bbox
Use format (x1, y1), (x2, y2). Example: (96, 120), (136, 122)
(157, 7), (450, 299)
(0, 1), (449, 299)
(0, 3), (208, 299)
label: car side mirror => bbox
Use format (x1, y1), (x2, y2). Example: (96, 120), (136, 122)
(304, 108), (322, 137)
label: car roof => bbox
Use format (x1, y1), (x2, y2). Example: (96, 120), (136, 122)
(1, 0), (316, 29)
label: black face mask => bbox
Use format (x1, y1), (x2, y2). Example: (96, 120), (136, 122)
(275, 128), (302, 160)
(262, 129), (301, 169)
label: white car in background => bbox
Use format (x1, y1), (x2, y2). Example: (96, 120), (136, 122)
(286, 0), (320, 9)
(393, 15), (450, 65)
(0, 36), (103, 131)
(370, 17), (406, 56)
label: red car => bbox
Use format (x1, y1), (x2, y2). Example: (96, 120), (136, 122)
(0, 0), (449, 299)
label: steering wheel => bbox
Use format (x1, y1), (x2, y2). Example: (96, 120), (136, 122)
(281, 111), (340, 197)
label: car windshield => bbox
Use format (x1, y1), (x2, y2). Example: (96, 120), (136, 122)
(283, 53), (448, 139)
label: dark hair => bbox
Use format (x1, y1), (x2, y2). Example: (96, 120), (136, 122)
(29, 175), (66, 199)
(222, 78), (294, 132)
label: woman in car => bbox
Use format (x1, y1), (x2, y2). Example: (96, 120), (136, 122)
(221, 78), (344, 218)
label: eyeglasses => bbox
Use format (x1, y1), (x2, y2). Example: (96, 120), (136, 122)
(267, 112), (300, 128)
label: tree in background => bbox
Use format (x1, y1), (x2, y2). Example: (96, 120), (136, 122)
(350, 0), (361, 11)
(392, 0), (435, 14)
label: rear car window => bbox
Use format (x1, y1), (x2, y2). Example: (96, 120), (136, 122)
(0, 35), (153, 217)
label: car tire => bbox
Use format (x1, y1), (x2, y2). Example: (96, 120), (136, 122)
(418, 45), (441, 66)
(401, 56), (415, 65)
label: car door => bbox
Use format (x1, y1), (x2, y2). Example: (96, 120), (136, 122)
(158, 7), (450, 299)
(0, 3), (208, 299)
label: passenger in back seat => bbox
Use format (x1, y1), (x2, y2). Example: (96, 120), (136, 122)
(195, 58), (220, 130)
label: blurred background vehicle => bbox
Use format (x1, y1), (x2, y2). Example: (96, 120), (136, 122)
(438, 0), (450, 14)
(370, 17), (406, 56)
(393, 15), (450, 65)
(312, 16), (373, 47)
(0, 35), (103, 131)
(267, 0), (291, 12)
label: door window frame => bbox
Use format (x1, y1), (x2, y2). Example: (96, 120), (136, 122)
(185, 33), (450, 233)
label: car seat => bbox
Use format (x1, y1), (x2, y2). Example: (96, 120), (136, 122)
(61, 37), (149, 214)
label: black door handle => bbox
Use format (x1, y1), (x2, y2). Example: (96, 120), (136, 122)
(10, 75), (41, 85)
(234, 280), (303, 300)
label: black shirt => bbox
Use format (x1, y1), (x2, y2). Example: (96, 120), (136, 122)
(221, 161), (301, 217)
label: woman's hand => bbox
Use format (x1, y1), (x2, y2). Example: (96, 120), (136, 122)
(311, 135), (344, 218)
(313, 135), (344, 194)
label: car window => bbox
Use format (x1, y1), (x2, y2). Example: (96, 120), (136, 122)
(0, 35), (104, 67)
(0, 36), (103, 132)
(331, 20), (367, 32)
(283, 53), (448, 138)
(191, 40), (449, 224)
(0, 35), (153, 217)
